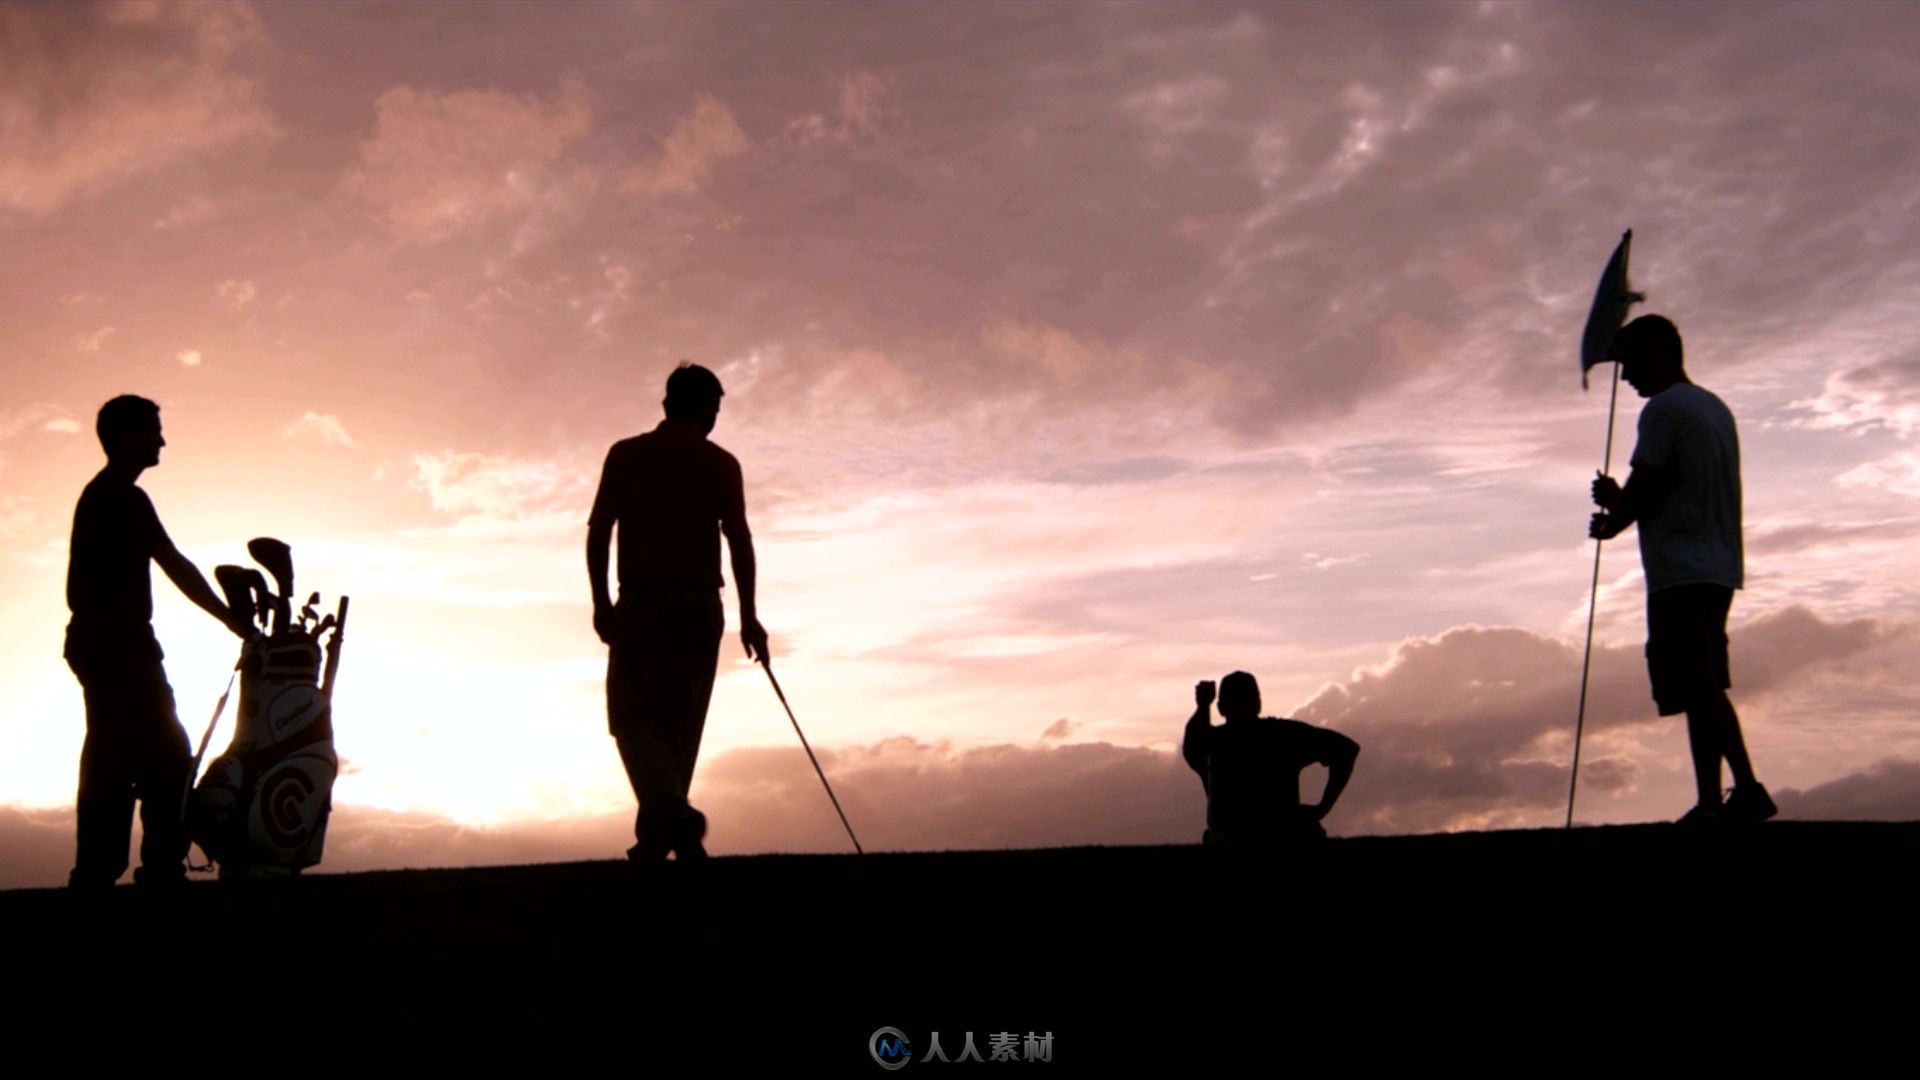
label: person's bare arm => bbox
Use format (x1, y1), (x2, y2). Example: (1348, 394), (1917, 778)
(154, 542), (249, 639)
(1590, 462), (1667, 540)
(723, 516), (768, 663)
(1310, 730), (1360, 821)
(587, 518), (615, 644)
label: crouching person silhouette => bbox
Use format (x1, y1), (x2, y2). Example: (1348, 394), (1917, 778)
(1183, 672), (1359, 847)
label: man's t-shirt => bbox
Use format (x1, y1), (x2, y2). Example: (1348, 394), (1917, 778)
(588, 420), (746, 592)
(66, 471), (167, 663)
(1185, 716), (1355, 834)
(1630, 382), (1744, 593)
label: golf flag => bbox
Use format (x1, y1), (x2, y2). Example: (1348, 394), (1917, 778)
(1581, 230), (1646, 388)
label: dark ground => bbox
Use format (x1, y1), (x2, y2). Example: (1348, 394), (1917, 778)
(1, 823), (1911, 1074)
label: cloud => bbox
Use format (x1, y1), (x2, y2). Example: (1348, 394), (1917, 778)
(0, 736), (1195, 888)
(0, 805), (71, 889)
(74, 327), (113, 352)
(626, 95), (749, 196)
(215, 278), (258, 309)
(408, 449), (574, 520)
(347, 82), (592, 242)
(1293, 607), (1895, 832)
(835, 71), (891, 139)
(697, 738), (1199, 851)
(0, 499), (36, 540)
(1775, 759), (1920, 821)
(285, 411), (356, 448)
(1838, 452), (1920, 498)
(1122, 74), (1231, 153)
(1791, 355), (1920, 438)
(176, 348), (202, 367)
(787, 72), (892, 144)
(152, 194), (221, 231)
(1, 403), (79, 440)
(0, 1), (276, 213)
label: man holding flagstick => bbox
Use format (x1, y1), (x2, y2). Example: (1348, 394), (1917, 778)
(1588, 315), (1774, 825)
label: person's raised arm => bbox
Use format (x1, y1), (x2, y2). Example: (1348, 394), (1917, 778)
(1309, 729), (1360, 821)
(1183, 681), (1215, 787)
(721, 457), (768, 664)
(154, 538), (248, 639)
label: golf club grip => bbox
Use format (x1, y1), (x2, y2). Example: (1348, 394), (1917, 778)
(322, 596), (349, 699)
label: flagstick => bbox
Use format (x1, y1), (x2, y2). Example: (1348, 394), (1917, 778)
(1567, 360), (1623, 828)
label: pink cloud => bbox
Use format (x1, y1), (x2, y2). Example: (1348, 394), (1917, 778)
(625, 95), (749, 197)
(0, 1), (275, 213)
(347, 82), (592, 242)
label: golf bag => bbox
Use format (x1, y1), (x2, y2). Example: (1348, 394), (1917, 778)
(189, 631), (339, 877)
(190, 542), (347, 879)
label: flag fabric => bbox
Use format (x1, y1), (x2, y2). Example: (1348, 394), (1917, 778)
(1581, 230), (1645, 389)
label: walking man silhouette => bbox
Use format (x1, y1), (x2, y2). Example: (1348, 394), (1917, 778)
(1589, 315), (1775, 824)
(65, 395), (251, 888)
(1183, 671), (1358, 846)
(588, 364), (769, 861)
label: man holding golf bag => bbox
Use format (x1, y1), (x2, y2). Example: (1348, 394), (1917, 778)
(588, 364), (770, 862)
(64, 395), (253, 888)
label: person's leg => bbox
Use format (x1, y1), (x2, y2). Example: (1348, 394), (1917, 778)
(1682, 700), (1724, 807)
(1651, 586), (1726, 818)
(1714, 693), (1757, 788)
(1702, 588), (1763, 794)
(68, 662), (136, 888)
(131, 665), (190, 884)
(653, 592), (724, 859)
(71, 727), (135, 887)
(608, 593), (707, 860)
(666, 594), (726, 803)
(614, 727), (679, 861)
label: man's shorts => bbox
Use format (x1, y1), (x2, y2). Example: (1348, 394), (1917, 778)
(1645, 583), (1733, 717)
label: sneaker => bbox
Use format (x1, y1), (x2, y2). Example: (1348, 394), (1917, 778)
(1676, 802), (1725, 826)
(626, 835), (671, 864)
(1723, 783), (1778, 824)
(133, 864), (187, 887)
(673, 807), (709, 863)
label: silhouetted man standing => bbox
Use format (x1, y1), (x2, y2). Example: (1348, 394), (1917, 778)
(588, 364), (769, 862)
(1183, 671), (1359, 846)
(1590, 315), (1774, 824)
(66, 396), (249, 888)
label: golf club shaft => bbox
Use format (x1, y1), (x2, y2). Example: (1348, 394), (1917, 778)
(180, 665), (239, 827)
(1567, 360), (1623, 828)
(762, 661), (864, 854)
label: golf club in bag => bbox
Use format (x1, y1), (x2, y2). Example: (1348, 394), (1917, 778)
(188, 537), (348, 878)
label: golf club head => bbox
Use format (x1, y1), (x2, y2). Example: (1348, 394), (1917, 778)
(248, 538), (294, 635)
(213, 565), (258, 633)
(247, 538), (293, 594)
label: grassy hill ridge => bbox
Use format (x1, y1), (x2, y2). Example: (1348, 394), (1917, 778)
(2, 823), (1910, 1073)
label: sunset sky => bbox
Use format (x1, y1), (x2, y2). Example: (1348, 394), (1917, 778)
(6, 1), (1920, 887)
